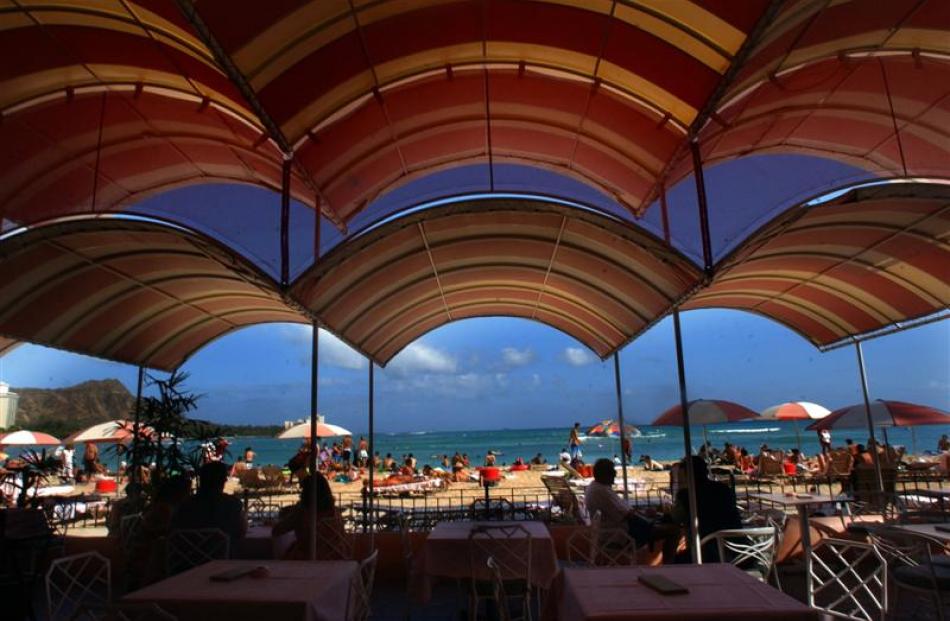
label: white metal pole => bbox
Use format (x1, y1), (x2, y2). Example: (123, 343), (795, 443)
(855, 342), (885, 493)
(612, 352), (629, 502)
(308, 322), (319, 560)
(368, 361), (375, 546)
(673, 310), (702, 564)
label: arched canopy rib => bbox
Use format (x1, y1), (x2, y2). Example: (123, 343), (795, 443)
(291, 198), (702, 366)
(0, 218), (308, 371)
(664, 0), (950, 194)
(682, 182), (950, 348)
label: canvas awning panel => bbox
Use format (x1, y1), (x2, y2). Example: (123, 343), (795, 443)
(0, 336), (19, 357)
(291, 199), (702, 365)
(664, 0), (950, 194)
(0, 219), (307, 370)
(682, 182), (950, 347)
(0, 0), (315, 232)
(190, 0), (770, 222)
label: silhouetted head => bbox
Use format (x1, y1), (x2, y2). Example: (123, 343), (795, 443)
(197, 462), (228, 495)
(593, 458), (615, 485)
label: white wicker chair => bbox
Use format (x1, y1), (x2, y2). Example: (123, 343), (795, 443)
(700, 526), (781, 589)
(165, 528), (229, 575)
(46, 551), (111, 620)
(468, 524), (533, 621)
(348, 549), (378, 621)
(811, 537), (887, 621)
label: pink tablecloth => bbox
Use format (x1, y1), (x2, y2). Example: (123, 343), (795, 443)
(416, 521), (558, 601)
(236, 525), (295, 559)
(124, 560), (357, 621)
(558, 565), (818, 621)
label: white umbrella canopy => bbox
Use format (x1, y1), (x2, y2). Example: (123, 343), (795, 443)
(761, 401), (831, 452)
(278, 420), (351, 440)
(64, 419), (152, 443)
(0, 430), (61, 447)
(761, 401), (831, 421)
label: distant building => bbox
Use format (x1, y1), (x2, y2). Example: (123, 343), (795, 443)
(0, 382), (18, 429)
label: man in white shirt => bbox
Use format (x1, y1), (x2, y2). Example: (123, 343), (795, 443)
(585, 458), (680, 562)
(559, 448), (570, 463)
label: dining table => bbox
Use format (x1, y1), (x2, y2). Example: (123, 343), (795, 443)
(890, 522), (950, 543)
(555, 564), (819, 620)
(750, 491), (851, 606)
(415, 520), (558, 602)
(123, 559), (358, 621)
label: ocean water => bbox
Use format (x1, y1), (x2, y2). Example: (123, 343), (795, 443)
(225, 422), (948, 469)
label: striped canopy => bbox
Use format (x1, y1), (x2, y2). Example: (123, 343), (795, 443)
(653, 399), (759, 427)
(0, 2), (947, 369)
(0, 430), (61, 447)
(761, 402), (831, 421)
(807, 400), (950, 430)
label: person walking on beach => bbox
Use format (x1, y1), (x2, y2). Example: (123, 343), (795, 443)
(621, 432), (632, 463)
(818, 429), (832, 455)
(569, 422), (582, 460)
(341, 435), (353, 464)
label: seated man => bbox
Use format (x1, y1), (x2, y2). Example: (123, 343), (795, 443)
(172, 462), (246, 543)
(584, 458), (677, 561)
(671, 456), (742, 562)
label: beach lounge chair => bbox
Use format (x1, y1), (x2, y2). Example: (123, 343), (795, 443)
(541, 475), (580, 522)
(756, 451), (786, 479)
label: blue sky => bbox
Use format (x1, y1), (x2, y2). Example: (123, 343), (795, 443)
(1, 155), (948, 433)
(3, 311), (947, 433)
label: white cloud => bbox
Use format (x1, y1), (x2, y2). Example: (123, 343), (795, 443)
(531, 373), (542, 388)
(278, 325), (366, 370)
(562, 347), (597, 366)
(321, 330), (366, 370)
(388, 342), (457, 376)
(501, 347), (535, 367)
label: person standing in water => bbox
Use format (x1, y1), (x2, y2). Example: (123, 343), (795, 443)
(243, 446), (255, 468)
(569, 422), (582, 460)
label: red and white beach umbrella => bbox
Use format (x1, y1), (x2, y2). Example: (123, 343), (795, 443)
(807, 400), (949, 431)
(761, 401), (830, 452)
(761, 401), (831, 421)
(277, 420), (352, 440)
(653, 399), (759, 426)
(64, 419), (152, 444)
(0, 430), (61, 447)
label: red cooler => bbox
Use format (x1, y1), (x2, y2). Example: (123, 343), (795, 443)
(95, 478), (117, 493)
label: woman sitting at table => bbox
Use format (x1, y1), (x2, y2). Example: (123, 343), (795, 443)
(273, 473), (347, 560)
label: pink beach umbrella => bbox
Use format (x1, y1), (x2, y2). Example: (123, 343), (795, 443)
(277, 420), (352, 440)
(652, 399), (759, 450)
(806, 400), (949, 453)
(0, 430), (61, 447)
(761, 401), (831, 452)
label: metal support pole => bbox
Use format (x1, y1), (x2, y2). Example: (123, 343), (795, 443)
(855, 342), (885, 493)
(689, 140), (713, 275)
(308, 321), (319, 560)
(280, 157), (291, 287)
(130, 366), (144, 491)
(673, 310), (702, 564)
(612, 352), (629, 502)
(368, 361), (375, 544)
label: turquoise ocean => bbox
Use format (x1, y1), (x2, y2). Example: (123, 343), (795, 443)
(225, 421), (947, 469)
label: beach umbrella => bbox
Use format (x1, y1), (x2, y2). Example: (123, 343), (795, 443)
(64, 419), (153, 444)
(652, 399), (759, 450)
(278, 420), (351, 440)
(0, 430), (61, 447)
(586, 420), (641, 438)
(761, 401), (831, 452)
(806, 400), (950, 453)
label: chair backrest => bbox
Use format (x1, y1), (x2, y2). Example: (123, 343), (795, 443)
(828, 451), (855, 477)
(469, 497), (513, 520)
(564, 527), (596, 566)
(590, 524), (637, 566)
(348, 549), (378, 621)
(119, 513), (143, 558)
(700, 527), (779, 585)
(469, 524), (532, 584)
(165, 528), (229, 575)
(757, 454), (785, 477)
(811, 538), (887, 621)
(72, 602), (178, 621)
(486, 556), (513, 621)
(866, 526), (929, 568)
(46, 551), (111, 620)
(315, 515), (354, 560)
(259, 467), (286, 488)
